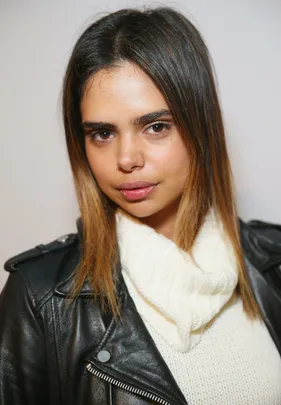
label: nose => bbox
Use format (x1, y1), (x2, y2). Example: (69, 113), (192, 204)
(117, 136), (144, 172)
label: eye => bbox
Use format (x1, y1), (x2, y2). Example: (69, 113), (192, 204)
(87, 130), (114, 142)
(145, 122), (171, 135)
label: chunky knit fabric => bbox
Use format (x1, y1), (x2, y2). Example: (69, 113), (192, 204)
(130, 291), (281, 404)
(116, 209), (281, 404)
(116, 208), (238, 352)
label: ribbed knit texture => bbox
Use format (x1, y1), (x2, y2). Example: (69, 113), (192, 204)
(116, 208), (238, 352)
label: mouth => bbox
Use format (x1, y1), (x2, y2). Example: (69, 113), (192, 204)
(119, 185), (157, 201)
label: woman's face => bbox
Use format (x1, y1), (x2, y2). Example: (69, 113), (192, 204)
(81, 62), (189, 225)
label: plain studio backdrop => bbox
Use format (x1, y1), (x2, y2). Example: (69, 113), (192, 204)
(0, 0), (280, 290)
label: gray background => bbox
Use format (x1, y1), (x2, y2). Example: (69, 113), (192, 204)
(1, 0), (280, 289)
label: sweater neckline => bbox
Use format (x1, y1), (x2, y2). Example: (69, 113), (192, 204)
(115, 209), (238, 352)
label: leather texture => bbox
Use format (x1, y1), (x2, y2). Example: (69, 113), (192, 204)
(0, 218), (281, 405)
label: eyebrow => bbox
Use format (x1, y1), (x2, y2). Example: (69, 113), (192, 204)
(82, 109), (172, 132)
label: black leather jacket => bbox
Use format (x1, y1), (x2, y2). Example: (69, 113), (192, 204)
(0, 218), (281, 405)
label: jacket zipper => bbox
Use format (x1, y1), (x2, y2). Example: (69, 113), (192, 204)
(86, 362), (171, 405)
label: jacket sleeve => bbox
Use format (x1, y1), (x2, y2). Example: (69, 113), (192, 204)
(0, 271), (48, 405)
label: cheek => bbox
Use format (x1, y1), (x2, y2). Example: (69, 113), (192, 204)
(85, 147), (112, 185)
(154, 141), (189, 180)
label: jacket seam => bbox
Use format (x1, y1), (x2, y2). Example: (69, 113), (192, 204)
(17, 268), (37, 308)
(12, 270), (47, 344)
(51, 298), (63, 404)
(18, 269), (56, 315)
(36, 290), (55, 313)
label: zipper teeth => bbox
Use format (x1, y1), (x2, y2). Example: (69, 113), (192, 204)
(86, 363), (170, 405)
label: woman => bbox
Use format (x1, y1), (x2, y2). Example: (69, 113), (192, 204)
(0, 6), (281, 405)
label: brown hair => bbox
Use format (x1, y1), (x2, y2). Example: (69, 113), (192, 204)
(62, 7), (260, 318)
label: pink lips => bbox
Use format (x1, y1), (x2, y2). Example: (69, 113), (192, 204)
(120, 186), (156, 201)
(117, 181), (157, 201)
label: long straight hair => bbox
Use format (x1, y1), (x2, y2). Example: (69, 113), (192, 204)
(62, 7), (260, 318)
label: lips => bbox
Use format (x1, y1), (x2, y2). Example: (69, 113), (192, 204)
(118, 181), (156, 190)
(119, 184), (157, 201)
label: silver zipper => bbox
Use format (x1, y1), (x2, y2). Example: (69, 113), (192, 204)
(86, 362), (171, 405)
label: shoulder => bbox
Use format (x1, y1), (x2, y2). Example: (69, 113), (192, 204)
(239, 218), (281, 269)
(3, 231), (81, 308)
(239, 218), (281, 295)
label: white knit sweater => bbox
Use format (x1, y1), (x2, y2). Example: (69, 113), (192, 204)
(126, 286), (281, 404)
(116, 209), (238, 352)
(116, 210), (281, 404)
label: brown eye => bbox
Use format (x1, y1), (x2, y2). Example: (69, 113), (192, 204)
(152, 123), (165, 132)
(145, 122), (171, 135)
(98, 131), (112, 140)
(88, 130), (114, 142)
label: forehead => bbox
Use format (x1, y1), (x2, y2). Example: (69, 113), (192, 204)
(80, 62), (169, 121)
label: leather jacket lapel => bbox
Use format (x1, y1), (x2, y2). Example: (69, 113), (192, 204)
(244, 256), (281, 356)
(54, 244), (187, 404)
(86, 275), (187, 405)
(240, 220), (281, 356)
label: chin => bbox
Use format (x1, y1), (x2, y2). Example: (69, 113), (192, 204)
(118, 202), (162, 219)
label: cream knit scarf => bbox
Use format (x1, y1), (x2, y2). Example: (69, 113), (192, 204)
(115, 209), (238, 353)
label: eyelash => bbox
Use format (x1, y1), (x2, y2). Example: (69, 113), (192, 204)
(87, 122), (172, 143)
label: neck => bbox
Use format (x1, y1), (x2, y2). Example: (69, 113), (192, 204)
(139, 199), (180, 241)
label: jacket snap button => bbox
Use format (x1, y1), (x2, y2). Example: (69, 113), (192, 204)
(97, 350), (111, 363)
(56, 235), (70, 243)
